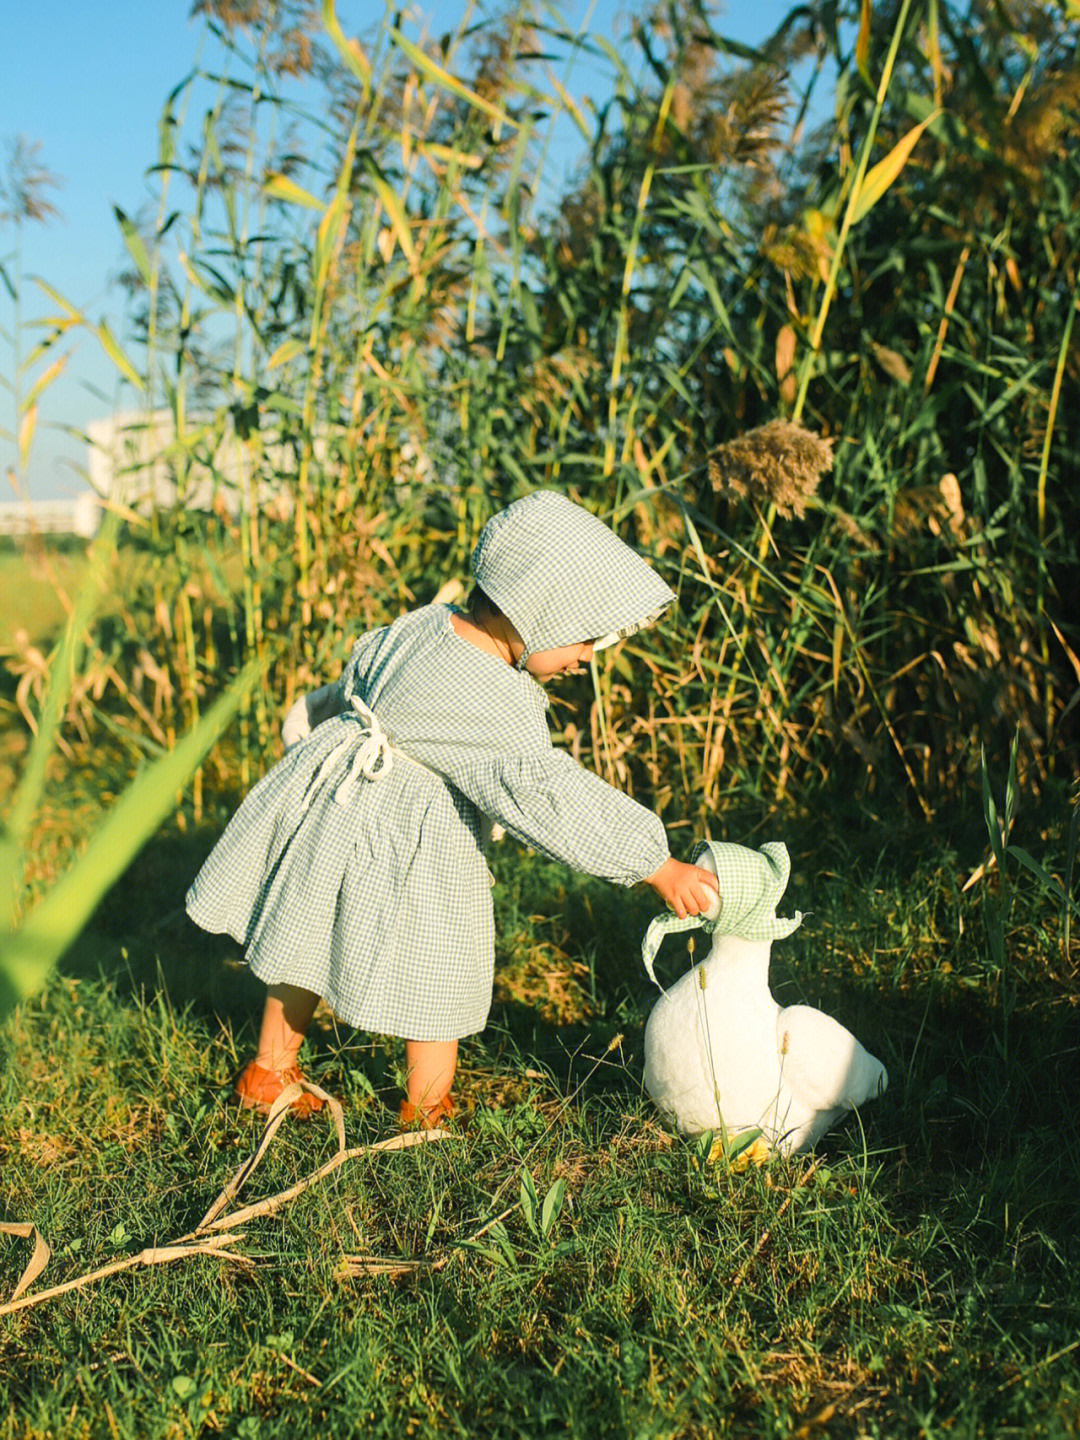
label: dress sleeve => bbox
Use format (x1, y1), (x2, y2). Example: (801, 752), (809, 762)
(341, 627), (389, 702)
(281, 682), (344, 750)
(436, 746), (671, 888)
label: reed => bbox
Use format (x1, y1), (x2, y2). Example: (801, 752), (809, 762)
(0, 13), (1077, 1428)
(3, 0), (1078, 917)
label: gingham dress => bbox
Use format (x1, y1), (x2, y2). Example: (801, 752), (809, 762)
(186, 492), (675, 1041)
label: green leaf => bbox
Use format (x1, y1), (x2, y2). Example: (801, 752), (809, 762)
(0, 660), (265, 1023)
(367, 168), (416, 265)
(113, 205), (153, 286)
(850, 111), (940, 225)
(0, 514), (121, 937)
(313, 192), (350, 295)
(980, 747), (1006, 876)
(266, 337), (306, 370)
(539, 1179), (566, 1240)
(855, 0), (873, 85)
(322, 0), (372, 88)
(692, 262), (733, 334)
(726, 1128), (765, 1163)
(1008, 848), (1080, 919)
(264, 173), (324, 210)
(96, 320), (145, 390)
(1004, 730), (1019, 834)
(24, 353), (69, 409)
(177, 252), (234, 308)
(519, 1168), (539, 1234)
(17, 405), (37, 471)
(485, 1220), (518, 1270)
(31, 277), (83, 320)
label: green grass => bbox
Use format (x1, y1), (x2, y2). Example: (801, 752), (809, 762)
(0, 546), (90, 651)
(2, 808), (1078, 1439)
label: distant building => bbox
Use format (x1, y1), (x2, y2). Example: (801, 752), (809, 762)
(0, 492), (101, 538)
(2, 409), (434, 539)
(86, 409), (295, 518)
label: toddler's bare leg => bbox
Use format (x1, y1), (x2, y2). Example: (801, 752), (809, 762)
(253, 983), (321, 1071)
(404, 1038), (458, 1110)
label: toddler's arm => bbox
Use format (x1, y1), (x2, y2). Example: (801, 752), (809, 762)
(281, 682), (343, 751)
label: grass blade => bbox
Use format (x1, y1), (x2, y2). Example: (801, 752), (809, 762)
(0, 660), (265, 1023)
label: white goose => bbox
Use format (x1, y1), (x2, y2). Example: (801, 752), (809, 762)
(642, 842), (887, 1155)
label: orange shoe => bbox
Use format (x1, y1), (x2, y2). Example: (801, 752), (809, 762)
(234, 1061), (326, 1119)
(398, 1092), (456, 1128)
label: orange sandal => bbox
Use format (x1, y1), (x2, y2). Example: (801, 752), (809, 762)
(234, 1061), (326, 1118)
(398, 1092), (456, 1128)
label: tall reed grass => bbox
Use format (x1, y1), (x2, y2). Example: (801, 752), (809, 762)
(3, 0), (1078, 1006)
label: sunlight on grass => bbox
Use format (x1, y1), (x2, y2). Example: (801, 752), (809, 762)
(1, 0), (1078, 1432)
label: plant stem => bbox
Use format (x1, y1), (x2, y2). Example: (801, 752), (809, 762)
(792, 0), (915, 424)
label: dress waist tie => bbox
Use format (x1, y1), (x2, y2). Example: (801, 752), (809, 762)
(297, 698), (493, 885)
(301, 696), (393, 811)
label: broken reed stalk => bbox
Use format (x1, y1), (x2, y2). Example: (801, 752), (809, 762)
(0, 1081), (451, 1319)
(0, 1235), (252, 1320)
(2, 1040), (630, 1315)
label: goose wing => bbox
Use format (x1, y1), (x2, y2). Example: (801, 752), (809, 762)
(776, 1004), (888, 1112)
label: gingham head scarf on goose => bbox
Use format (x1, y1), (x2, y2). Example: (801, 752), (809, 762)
(471, 490), (676, 665)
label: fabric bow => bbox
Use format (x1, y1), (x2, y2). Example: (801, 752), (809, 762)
(302, 696), (392, 811)
(641, 840), (804, 988)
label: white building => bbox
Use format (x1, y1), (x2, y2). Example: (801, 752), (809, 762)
(0, 491), (101, 538)
(86, 409), (296, 518)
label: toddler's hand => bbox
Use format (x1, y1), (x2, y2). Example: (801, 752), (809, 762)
(645, 857), (720, 920)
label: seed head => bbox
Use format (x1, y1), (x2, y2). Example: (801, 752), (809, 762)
(707, 420), (834, 519)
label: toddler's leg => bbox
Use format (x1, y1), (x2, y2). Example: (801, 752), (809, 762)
(234, 983), (325, 1118)
(254, 983), (321, 1070)
(401, 1038), (458, 1123)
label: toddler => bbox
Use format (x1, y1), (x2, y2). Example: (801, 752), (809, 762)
(187, 490), (718, 1123)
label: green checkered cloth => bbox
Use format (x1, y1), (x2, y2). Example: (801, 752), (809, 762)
(642, 840), (805, 988)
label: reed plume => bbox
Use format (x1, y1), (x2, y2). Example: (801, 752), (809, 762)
(706, 420), (833, 519)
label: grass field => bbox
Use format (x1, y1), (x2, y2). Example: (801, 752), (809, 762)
(3, 0), (1079, 1427)
(2, 795), (1078, 1438)
(0, 546), (90, 651)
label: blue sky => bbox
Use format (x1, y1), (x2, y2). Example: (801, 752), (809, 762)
(3, 1), (796, 500)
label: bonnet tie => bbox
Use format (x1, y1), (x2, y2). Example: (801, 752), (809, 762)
(641, 841), (805, 989)
(302, 696), (393, 811)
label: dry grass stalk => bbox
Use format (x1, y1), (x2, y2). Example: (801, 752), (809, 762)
(1, 1080), (452, 1318)
(708, 420), (833, 519)
(0, 1233), (251, 1320)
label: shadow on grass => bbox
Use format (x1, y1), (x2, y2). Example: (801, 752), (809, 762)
(49, 800), (1080, 1268)
(58, 824), (264, 1028)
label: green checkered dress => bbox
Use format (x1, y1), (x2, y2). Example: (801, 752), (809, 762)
(186, 492), (675, 1041)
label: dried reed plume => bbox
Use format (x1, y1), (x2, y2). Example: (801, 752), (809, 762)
(707, 420), (833, 519)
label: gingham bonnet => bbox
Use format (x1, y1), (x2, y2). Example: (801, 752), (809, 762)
(471, 490), (676, 664)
